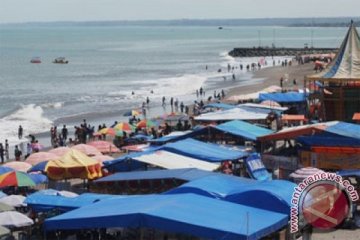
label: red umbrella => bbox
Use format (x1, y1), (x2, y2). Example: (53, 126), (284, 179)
(48, 147), (71, 157)
(25, 152), (58, 166)
(71, 144), (102, 156)
(87, 141), (120, 154)
(3, 162), (32, 173)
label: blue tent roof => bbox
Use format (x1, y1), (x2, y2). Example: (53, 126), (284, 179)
(166, 175), (295, 214)
(337, 169), (360, 178)
(297, 135), (360, 147)
(95, 168), (219, 183)
(214, 120), (274, 141)
(259, 92), (306, 103)
(225, 180), (296, 214)
(166, 175), (256, 198)
(325, 122), (360, 140)
(44, 193), (288, 240)
(25, 192), (118, 213)
(162, 138), (248, 162)
(244, 153), (272, 181)
(204, 103), (236, 110)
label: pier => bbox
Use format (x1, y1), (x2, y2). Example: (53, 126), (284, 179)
(228, 47), (337, 58)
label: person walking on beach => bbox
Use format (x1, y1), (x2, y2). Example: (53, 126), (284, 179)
(14, 145), (22, 161)
(18, 125), (23, 139)
(162, 96), (166, 107)
(146, 97), (150, 106)
(5, 140), (9, 161)
(221, 89), (225, 99)
(170, 97), (174, 107)
(232, 74), (236, 81)
(174, 98), (179, 111)
(62, 125), (68, 141)
(196, 89), (199, 98)
(293, 78), (297, 86)
(180, 102), (184, 113)
(280, 77), (284, 89)
(199, 87), (203, 97)
(0, 144), (4, 163)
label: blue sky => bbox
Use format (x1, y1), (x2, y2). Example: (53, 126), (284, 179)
(0, 0), (359, 23)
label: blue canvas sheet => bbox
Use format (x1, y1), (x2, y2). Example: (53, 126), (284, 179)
(297, 136), (360, 147)
(162, 138), (248, 162)
(204, 103), (236, 110)
(337, 169), (360, 178)
(325, 122), (360, 140)
(166, 175), (295, 214)
(95, 168), (219, 183)
(25, 192), (118, 213)
(214, 120), (274, 141)
(259, 92), (306, 103)
(244, 153), (272, 181)
(44, 193), (288, 240)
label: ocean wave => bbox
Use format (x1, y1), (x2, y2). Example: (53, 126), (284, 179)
(0, 104), (53, 146)
(41, 102), (64, 109)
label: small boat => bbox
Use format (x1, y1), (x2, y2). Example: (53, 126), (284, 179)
(30, 57), (41, 64)
(53, 57), (69, 64)
(218, 27), (223, 30)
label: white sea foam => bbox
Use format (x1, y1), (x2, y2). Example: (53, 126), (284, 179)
(41, 102), (64, 109)
(0, 104), (53, 146)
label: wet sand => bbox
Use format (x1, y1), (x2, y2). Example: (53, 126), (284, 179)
(226, 62), (316, 99)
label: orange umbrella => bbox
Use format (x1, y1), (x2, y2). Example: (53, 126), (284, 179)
(114, 122), (134, 132)
(87, 141), (120, 154)
(25, 152), (58, 166)
(71, 144), (102, 156)
(48, 147), (71, 157)
(3, 162), (32, 173)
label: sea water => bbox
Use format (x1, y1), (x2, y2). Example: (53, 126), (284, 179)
(0, 25), (347, 146)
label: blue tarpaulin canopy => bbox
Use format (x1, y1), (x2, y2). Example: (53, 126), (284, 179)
(244, 153), (272, 181)
(214, 120), (274, 141)
(166, 175), (295, 214)
(259, 92), (306, 103)
(44, 193), (288, 240)
(203, 103), (236, 110)
(297, 136), (360, 148)
(324, 122), (360, 140)
(95, 168), (219, 183)
(25, 192), (118, 213)
(337, 169), (360, 178)
(162, 138), (248, 162)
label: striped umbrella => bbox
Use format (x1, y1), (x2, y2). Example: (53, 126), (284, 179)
(48, 147), (71, 157)
(25, 152), (58, 166)
(136, 119), (157, 129)
(0, 171), (36, 188)
(3, 162), (32, 172)
(114, 122), (135, 132)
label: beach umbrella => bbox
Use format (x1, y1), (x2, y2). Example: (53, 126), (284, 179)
(0, 195), (26, 207)
(0, 191), (7, 199)
(0, 166), (13, 175)
(136, 119), (157, 129)
(0, 203), (14, 212)
(71, 144), (102, 156)
(48, 147), (71, 157)
(0, 211), (33, 228)
(28, 173), (48, 184)
(123, 109), (141, 117)
(25, 152), (58, 166)
(289, 167), (324, 180)
(0, 226), (10, 238)
(3, 161), (32, 172)
(260, 100), (281, 108)
(27, 161), (49, 173)
(87, 141), (120, 154)
(91, 155), (114, 166)
(94, 128), (124, 137)
(0, 171), (36, 188)
(114, 122), (135, 132)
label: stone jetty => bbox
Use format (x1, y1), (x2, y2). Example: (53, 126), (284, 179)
(228, 47), (337, 58)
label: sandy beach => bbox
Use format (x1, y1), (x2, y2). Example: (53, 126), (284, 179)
(226, 62), (316, 98)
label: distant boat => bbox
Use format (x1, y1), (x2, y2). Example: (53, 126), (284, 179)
(30, 57), (41, 64)
(53, 57), (69, 64)
(218, 27), (223, 30)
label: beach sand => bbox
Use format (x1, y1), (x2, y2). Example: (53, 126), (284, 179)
(226, 62), (316, 98)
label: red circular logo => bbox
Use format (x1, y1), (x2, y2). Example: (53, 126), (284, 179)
(301, 183), (349, 229)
